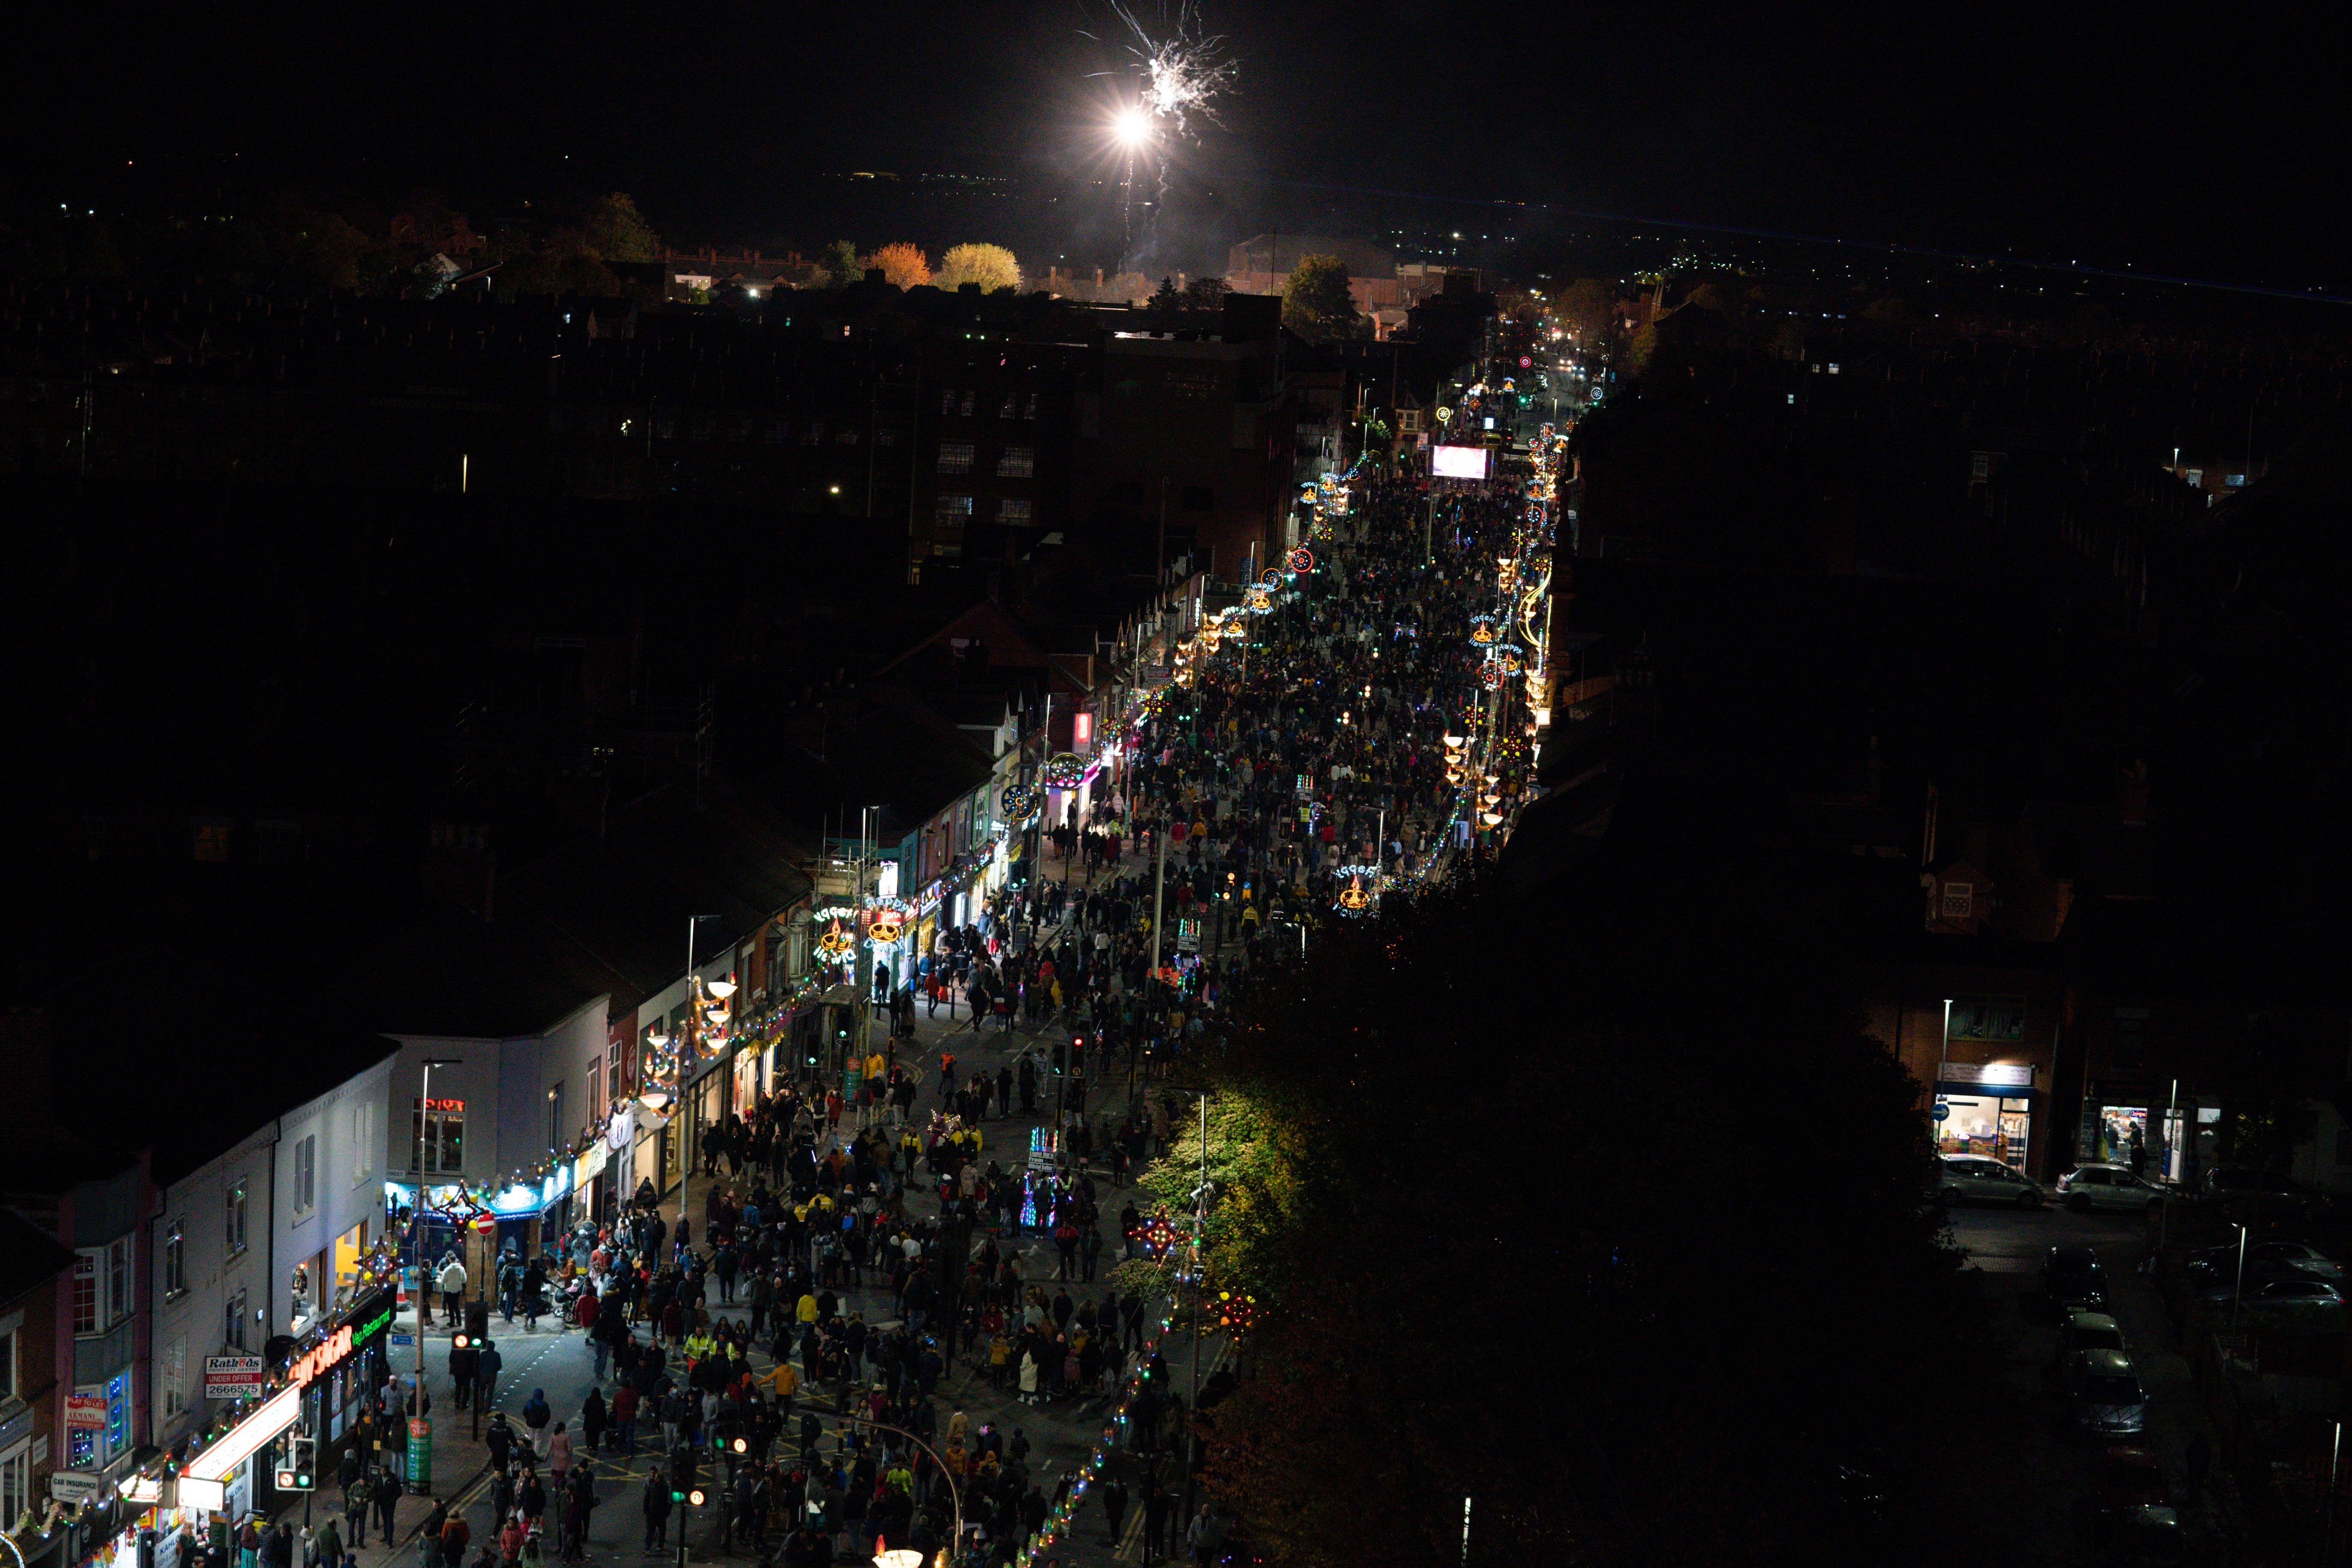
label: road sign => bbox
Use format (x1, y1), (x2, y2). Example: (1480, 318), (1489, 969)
(1931, 1103), (1951, 1122)
(204, 1355), (266, 1400)
(1519, 356), (1532, 368)
(390, 1332), (415, 1349)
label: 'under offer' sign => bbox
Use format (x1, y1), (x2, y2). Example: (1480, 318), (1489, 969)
(204, 1355), (266, 1400)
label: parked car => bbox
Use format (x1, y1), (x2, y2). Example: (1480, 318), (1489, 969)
(2074, 1445), (2170, 1542)
(2201, 1277), (2345, 1314)
(2056, 1163), (2167, 1213)
(2067, 1349), (2147, 1438)
(1935, 1153), (2044, 1208)
(2200, 1166), (2321, 1222)
(2047, 1311), (2129, 1384)
(2042, 1245), (2108, 1311)
(2186, 1239), (2345, 1289)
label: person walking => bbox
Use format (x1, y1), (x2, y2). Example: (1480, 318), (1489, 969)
(642, 1474), (672, 1552)
(1100, 1476), (1130, 1547)
(371, 1468), (399, 1547)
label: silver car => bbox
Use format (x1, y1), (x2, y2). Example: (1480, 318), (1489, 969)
(1938, 1154), (2044, 1208)
(2068, 1348), (2147, 1438)
(2057, 1163), (2168, 1212)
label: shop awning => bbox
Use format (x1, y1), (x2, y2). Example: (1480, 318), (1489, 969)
(1936, 1081), (2039, 1101)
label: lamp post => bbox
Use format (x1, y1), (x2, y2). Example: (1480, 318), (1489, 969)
(411, 1055), (461, 1495)
(2232, 1220), (2250, 1328)
(1935, 998), (1953, 1157)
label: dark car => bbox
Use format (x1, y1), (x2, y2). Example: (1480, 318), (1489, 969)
(2067, 1349), (2147, 1439)
(2185, 1239), (2343, 1290)
(2074, 1445), (2170, 1544)
(2201, 1277), (2345, 1316)
(2201, 1166), (2321, 1222)
(2042, 1245), (2108, 1311)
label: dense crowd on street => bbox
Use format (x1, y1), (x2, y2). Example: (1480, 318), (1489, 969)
(271, 468), (1522, 1568)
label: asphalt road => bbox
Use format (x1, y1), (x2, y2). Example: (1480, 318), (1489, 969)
(1939, 1199), (2216, 1564)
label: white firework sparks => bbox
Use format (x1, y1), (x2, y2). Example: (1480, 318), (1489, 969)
(1111, 0), (1236, 137)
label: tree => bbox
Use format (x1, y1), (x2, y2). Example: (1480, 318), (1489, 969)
(934, 242), (1022, 293)
(869, 242), (931, 289)
(1148, 275), (1183, 316)
(1182, 275), (1230, 312)
(1553, 277), (1617, 346)
(583, 193), (659, 263)
(1144, 839), (1980, 1567)
(821, 239), (863, 288)
(1280, 254), (1366, 342)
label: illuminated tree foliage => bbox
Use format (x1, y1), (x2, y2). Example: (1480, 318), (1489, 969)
(869, 241), (931, 289)
(934, 242), (1023, 293)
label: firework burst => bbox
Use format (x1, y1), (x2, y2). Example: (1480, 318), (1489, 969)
(1106, 0), (1236, 139)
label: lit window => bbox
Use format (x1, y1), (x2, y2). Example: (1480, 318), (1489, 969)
(412, 1101), (464, 1173)
(940, 388), (957, 416)
(996, 446), (1034, 478)
(934, 495), (974, 535)
(998, 498), (1034, 525)
(937, 443), (975, 474)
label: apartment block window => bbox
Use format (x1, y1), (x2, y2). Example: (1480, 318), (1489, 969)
(225, 1288), (248, 1351)
(876, 428), (899, 448)
(940, 388), (957, 416)
(294, 1134), (317, 1214)
(937, 442), (975, 474)
(161, 1340), (186, 1417)
(609, 1051), (626, 1107)
(546, 1081), (565, 1158)
(998, 392), (1017, 419)
(998, 498), (1034, 525)
(75, 1238), (132, 1335)
(996, 445), (1034, 478)
(412, 1101), (464, 1173)
(960, 391), (975, 418)
(800, 423), (823, 445)
(1948, 996), (2027, 1042)
(587, 1054), (603, 1116)
(352, 1101), (374, 1182)
(1023, 393), (1038, 420)
(227, 1180), (248, 1256)
(164, 1220), (187, 1299)
(934, 495), (974, 534)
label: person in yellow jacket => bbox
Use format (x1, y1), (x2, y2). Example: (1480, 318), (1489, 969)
(796, 1291), (820, 1326)
(754, 1361), (797, 1407)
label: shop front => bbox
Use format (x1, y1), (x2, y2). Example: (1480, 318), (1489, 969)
(1935, 1062), (2036, 1171)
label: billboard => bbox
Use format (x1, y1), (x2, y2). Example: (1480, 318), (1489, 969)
(1431, 446), (1490, 480)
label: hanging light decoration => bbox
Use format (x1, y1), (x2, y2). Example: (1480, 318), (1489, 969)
(1041, 752), (1087, 790)
(813, 918), (857, 966)
(1286, 546), (1315, 573)
(1000, 783), (1042, 824)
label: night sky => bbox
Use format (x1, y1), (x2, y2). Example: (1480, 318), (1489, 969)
(8, 1), (2342, 289)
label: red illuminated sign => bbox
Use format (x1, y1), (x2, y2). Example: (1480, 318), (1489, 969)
(416, 1097), (464, 1113)
(1073, 713), (1093, 749)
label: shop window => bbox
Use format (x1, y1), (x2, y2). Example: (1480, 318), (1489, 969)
(294, 1134), (317, 1214)
(937, 442), (975, 474)
(996, 445), (1035, 478)
(1948, 995), (2027, 1042)
(162, 1340), (186, 1417)
(227, 1180), (248, 1256)
(164, 1220), (187, 1299)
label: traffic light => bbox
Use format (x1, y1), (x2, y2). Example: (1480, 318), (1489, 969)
(669, 1445), (701, 1506)
(275, 1437), (315, 1491)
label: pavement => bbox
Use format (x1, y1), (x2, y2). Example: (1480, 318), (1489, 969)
(283, 839), (1225, 1568)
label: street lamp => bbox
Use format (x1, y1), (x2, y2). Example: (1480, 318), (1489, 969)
(410, 1054), (462, 1495)
(2232, 1220), (2250, 1328)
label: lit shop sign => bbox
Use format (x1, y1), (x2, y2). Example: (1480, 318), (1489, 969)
(183, 1292), (393, 1482)
(416, 1097), (464, 1113)
(1432, 445), (1491, 480)
(1073, 713), (1093, 749)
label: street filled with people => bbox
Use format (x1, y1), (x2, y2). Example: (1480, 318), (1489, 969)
(281, 455), (1537, 1568)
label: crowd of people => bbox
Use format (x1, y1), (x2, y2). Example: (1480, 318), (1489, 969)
(199, 468), (1519, 1568)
